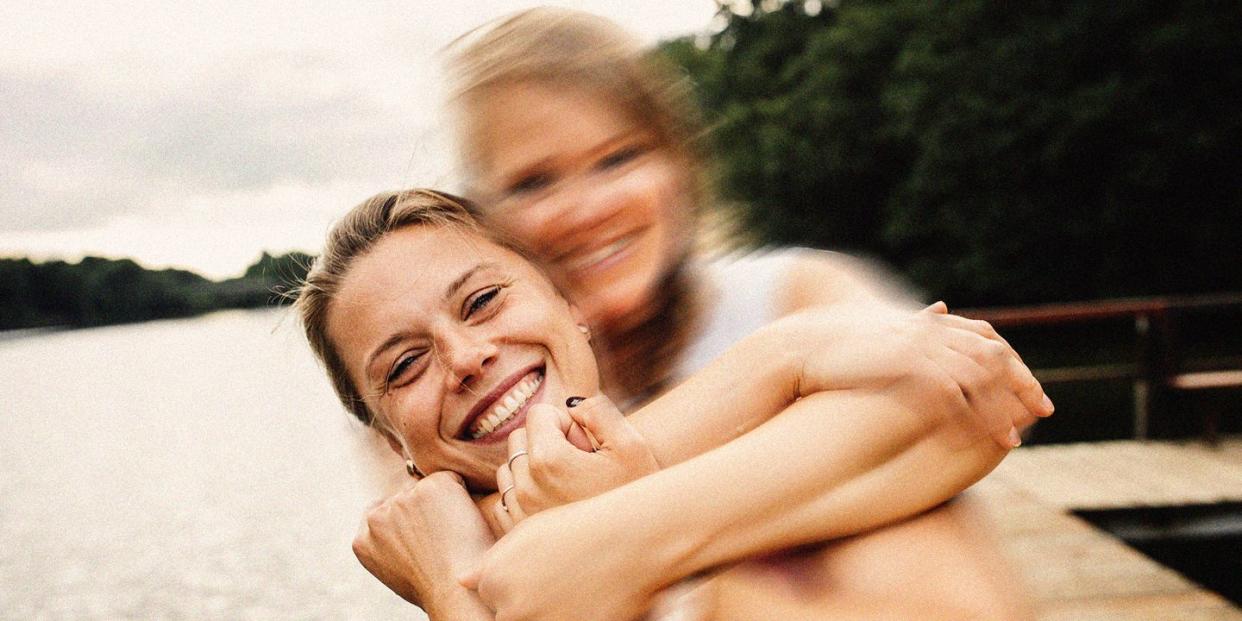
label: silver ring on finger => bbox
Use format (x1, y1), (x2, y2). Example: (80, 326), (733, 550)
(500, 484), (515, 512)
(507, 450), (528, 469)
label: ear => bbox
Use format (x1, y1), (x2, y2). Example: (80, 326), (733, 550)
(568, 304), (591, 340)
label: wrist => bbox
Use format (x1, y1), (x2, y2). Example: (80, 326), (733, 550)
(423, 584), (492, 620)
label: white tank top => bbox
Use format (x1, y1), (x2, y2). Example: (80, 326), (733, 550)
(672, 248), (803, 381)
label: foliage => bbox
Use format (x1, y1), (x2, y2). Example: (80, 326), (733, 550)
(662, 0), (1242, 305)
(0, 252), (311, 330)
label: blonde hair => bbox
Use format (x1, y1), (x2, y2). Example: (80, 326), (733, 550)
(296, 189), (488, 427)
(446, 7), (710, 211)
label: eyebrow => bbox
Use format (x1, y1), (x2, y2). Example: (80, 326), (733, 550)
(445, 262), (496, 303)
(363, 261), (498, 382)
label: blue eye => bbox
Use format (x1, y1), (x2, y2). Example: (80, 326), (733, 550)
(465, 286), (501, 319)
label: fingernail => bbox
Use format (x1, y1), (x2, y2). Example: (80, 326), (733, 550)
(1008, 428), (1023, 448)
(1041, 394), (1055, 415)
(566, 396), (585, 408)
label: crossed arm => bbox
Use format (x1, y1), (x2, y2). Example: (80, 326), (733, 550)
(354, 304), (1050, 619)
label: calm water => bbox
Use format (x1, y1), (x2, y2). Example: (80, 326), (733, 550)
(0, 310), (424, 619)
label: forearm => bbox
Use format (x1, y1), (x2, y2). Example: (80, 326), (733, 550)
(423, 591), (493, 621)
(626, 320), (803, 467)
(583, 390), (1006, 587)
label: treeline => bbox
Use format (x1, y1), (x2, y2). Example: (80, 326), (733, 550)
(661, 0), (1242, 306)
(0, 251), (311, 330)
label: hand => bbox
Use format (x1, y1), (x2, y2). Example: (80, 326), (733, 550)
(782, 302), (1053, 449)
(462, 499), (659, 621)
(492, 396), (659, 532)
(352, 471), (495, 614)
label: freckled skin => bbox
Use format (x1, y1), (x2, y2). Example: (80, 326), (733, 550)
(327, 225), (600, 489)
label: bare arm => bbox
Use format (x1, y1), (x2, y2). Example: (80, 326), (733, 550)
(467, 310), (1047, 620)
(500, 303), (1045, 519)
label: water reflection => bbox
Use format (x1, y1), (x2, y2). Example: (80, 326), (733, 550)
(0, 309), (420, 619)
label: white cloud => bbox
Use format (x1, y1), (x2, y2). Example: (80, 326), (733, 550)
(0, 0), (717, 276)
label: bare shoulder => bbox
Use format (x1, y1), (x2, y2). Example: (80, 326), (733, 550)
(774, 248), (919, 316)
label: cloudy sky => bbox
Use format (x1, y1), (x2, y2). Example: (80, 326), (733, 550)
(1, 1), (718, 278)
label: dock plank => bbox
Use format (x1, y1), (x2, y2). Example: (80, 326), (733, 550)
(974, 437), (1242, 619)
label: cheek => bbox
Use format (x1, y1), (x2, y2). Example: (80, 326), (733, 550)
(378, 393), (440, 453)
(647, 167), (693, 237)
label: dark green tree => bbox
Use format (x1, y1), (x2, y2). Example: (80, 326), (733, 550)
(662, 0), (1242, 305)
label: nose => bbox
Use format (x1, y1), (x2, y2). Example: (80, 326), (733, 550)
(543, 176), (625, 242)
(438, 330), (498, 392)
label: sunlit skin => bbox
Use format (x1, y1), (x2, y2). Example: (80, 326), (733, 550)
(336, 225), (1039, 620)
(327, 225), (600, 489)
(464, 82), (695, 334)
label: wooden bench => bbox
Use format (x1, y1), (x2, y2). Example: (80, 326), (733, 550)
(1169, 370), (1242, 391)
(1168, 370), (1242, 443)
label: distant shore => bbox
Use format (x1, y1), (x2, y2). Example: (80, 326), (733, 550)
(0, 251), (310, 331)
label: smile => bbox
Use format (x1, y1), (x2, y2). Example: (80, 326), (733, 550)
(563, 232), (637, 275)
(463, 367), (545, 441)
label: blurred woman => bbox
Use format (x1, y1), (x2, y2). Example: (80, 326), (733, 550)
(447, 8), (955, 416)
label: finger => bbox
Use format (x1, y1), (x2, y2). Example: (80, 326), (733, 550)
(566, 420), (594, 452)
(491, 495), (515, 535)
(927, 344), (1022, 449)
(526, 404), (580, 458)
(940, 324), (1052, 418)
(507, 424), (532, 469)
(352, 517), (372, 559)
(922, 300), (949, 314)
(934, 312), (1028, 366)
(939, 314), (1052, 417)
(566, 395), (634, 452)
(494, 455), (527, 524)
(442, 470), (468, 488)
(458, 564), (481, 591)
(505, 425), (541, 516)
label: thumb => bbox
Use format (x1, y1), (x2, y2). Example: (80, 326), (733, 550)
(458, 564), (481, 591)
(566, 395), (627, 450)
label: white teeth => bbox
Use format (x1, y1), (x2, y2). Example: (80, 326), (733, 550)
(568, 235), (632, 272)
(469, 372), (544, 439)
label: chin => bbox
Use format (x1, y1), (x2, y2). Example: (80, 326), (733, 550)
(588, 289), (658, 334)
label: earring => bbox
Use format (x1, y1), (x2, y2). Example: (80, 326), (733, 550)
(405, 459), (418, 477)
(578, 324), (590, 337)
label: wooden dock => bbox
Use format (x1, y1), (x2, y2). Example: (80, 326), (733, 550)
(974, 437), (1242, 620)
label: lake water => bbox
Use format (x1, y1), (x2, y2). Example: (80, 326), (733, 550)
(0, 310), (424, 619)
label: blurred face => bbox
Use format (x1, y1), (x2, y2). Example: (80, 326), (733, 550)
(327, 224), (599, 489)
(465, 82), (694, 333)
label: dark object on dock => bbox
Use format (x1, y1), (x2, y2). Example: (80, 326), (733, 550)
(1077, 502), (1242, 606)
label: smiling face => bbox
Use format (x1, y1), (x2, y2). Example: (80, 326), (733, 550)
(464, 82), (695, 333)
(326, 224), (600, 489)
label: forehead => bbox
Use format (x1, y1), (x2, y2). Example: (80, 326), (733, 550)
(328, 226), (519, 356)
(465, 82), (642, 176)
